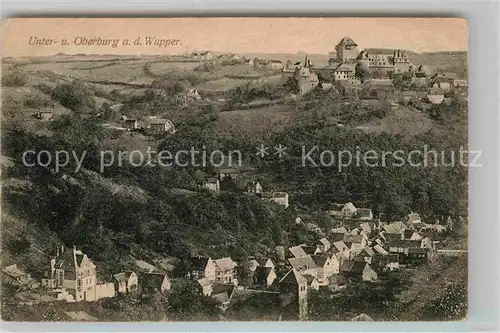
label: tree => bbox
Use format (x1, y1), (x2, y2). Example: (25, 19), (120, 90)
(2, 68), (27, 87)
(355, 62), (371, 82)
(99, 102), (116, 121)
(236, 257), (254, 287)
(52, 80), (96, 112)
(167, 280), (221, 321)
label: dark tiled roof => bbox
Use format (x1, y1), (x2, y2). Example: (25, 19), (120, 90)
(311, 255), (329, 267)
(279, 269), (306, 285)
(113, 273), (127, 283)
(190, 257), (212, 271)
(342, 261), (369, 274)
(254, 266), (274, 282)
(141, 272), (168, 290)
(336, 37), (358, 47)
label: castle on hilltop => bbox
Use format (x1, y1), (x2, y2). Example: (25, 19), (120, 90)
(330, 36), (416, 80)
(286, 36), (422, 96)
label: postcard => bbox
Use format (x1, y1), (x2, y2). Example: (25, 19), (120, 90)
(1, 18), (468, 322)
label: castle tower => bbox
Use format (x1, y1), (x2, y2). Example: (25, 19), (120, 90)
(335, 37), (359, 62)
(393, 49), (410, 73)
(357, 50), (370, 68)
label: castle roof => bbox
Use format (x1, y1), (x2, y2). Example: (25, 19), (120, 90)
(334, 63), (356, 72)
(336, 37), (358, 47)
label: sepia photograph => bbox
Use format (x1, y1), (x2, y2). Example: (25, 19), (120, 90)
(1, 18), (468, 322)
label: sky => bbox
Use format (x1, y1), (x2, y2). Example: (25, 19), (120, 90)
(2, 18), (468, 57)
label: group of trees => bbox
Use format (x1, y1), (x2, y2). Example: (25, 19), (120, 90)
(51, 80), (96, 113)
(2, 67), (27, 87)
(308, 271), (412, 321)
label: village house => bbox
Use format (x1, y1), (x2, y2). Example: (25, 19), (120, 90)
(113, 271), (138, 294)
(252, 257), (275, 269)
(350, 227), (369, 239)
(329, 274), (347, 291)
(188, 256), (216, 281)
(254, 266), (278, 287)
(341, 261), (378, 282)
(248, 259), (260, 273)
(247, 181), (263, 194)
(333, 63), (356, 81)
(382, 221), (408, 234)
(387, 240), (429, 265)
(311, 254), (338, 284)
(372, 253), (400, 272)
(123, 119), (138, 131)
(347, 75), (362, 86)
(148, 118), (176, 134)
(244, 58), (254, 67)
(414, 71), (428, 86)
(445, 216), (455, 231)
(261, 192), (289, 208)
(41, 246), (115, 302)
(343, 234), (369, 258)
(329, 202), (357, 218)
(202, 178), (220, 193)
(218, 167), (239, 180)
(354, 247), (376, 265)
(193, 51), (213, 61)
(268, 60), (284, 70)
(253, 58), (270, 69)
(329, 240), (351, 261)
(405, 213), (425, 229)
(427, 85), (445, 104)
(359, 222), (377, 237)
(214, 257), (238, 285)
(141, 272), (171, 294)
(402, 229), (423, 241)
(330, 226), (348, 234)
(197, 277), (213, 296)
(424, 223), (447, 233)
(211, 284), (235, 311)
(318, 238), (331, 252)
(134, 259), (157, 273)
(304, 274), (320, 291)
(36, 109), (54, 121)
(2, 264), (39, 290)
(184, 88), (202, 102)
(453, 79), (468, 90)
(354, 208), (373, 221)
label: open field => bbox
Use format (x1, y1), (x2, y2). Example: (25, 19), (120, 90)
(216, 105), (295, 136)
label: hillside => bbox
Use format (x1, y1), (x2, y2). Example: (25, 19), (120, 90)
(1, 51), (468, 321)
